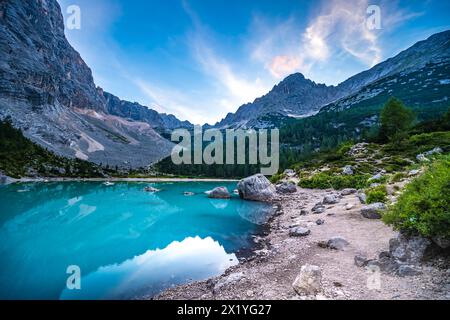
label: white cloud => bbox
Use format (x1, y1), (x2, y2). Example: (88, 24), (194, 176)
(252, 0), (423, 80)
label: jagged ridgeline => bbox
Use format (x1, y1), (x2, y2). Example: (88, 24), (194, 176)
(155, 129), (278, 178)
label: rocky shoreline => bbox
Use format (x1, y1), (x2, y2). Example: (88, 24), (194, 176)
(152, 184), (449, 300)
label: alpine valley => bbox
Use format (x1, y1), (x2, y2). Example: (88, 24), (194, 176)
(0, 0), (449, 175)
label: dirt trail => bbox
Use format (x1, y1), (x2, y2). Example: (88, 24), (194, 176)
(154, 188), (449, 300)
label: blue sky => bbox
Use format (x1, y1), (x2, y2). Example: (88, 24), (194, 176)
(57, 0), (450, 124)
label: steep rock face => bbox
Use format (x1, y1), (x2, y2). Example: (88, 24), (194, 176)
(0, 0), (174, 167)
(104, 91), (193, 133)
(215, 73), (343, 129)
(0, 0), (105, 111)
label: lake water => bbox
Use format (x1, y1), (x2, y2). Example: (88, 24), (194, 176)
(0, 181), (274, 300)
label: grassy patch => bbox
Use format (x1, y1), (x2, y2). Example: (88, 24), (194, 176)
(298, 172), (370, 190)
(366, 185), (388, 204)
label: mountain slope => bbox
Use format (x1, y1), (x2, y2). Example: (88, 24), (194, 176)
(216, 30), (450, 129)
(214, 73), (342, 129)
(0, 0), (176, 168)
(104, 91), (193, 134)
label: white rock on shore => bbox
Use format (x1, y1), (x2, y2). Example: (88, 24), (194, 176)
(292, 264), (322, 296)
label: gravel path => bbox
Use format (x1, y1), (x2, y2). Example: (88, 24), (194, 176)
(153, 187), (449, 300)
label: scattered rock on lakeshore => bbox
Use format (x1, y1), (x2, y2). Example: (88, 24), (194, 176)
(292, 264), (322, 296)
(341, 188), (357, 196)
(316, 219), (325, 225)
(345, 203), (354, 210)
(361, 203), (385, 219)
(408, 169), (420, 176)
(312, 203), (326, 214)
(354, 254), (370, 267)
(289, 227), (311, 237)
(327, 236), (349, 250)
(206, 186), (231, 199)
(276, 181), (297, 194)
(357, 192), (367, 204)
(237, 174), (276, 201)
(323, 194), (340, 205)
(300, 209), (309, 216)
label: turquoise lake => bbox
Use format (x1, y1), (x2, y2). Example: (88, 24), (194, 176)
(0, 181), (274, 300)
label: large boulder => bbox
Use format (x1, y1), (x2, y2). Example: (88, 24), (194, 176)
(389, 233), (432, 264)
(237, 174), (276, 202)
(292, 264), (322, 296)
(361, 202), (385, 219)
(206, 187), (231, 199)
(276, 181), (297, 194)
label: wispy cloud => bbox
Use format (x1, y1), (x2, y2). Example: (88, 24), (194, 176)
(252, 0), (423, 80)
(183, 0), (271, 114)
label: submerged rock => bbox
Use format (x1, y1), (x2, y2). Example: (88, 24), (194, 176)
(292, 264), (322, 296)
(361, 203), (385, 219)
(237, 174), (276, 202)
(184, 191), (195, 196)
(144, 186), (161, 193)
(206, 187), (231, 199)
(276, 181), (297, 194)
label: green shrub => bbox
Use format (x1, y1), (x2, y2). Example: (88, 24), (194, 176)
(298, 172), (370, 190)
(366, 185), (388, 204)
(383, 156), (450, 239)
(391, 172), (406, 183)
(270, 172), (286, 184)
